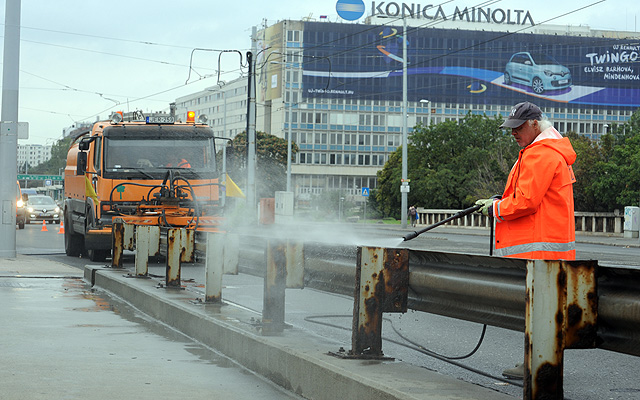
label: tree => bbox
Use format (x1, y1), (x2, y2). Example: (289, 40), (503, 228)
(224, 131), (299, 200)
(376, 113), (518, 218)
(30, 136), (75, 175)
(567, 110), (640, 211)
(566, 131), (607, 211)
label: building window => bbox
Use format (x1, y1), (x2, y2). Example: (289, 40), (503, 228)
(373, 115), (385, 126)
(315, 113), (328, 124)
(314, 133), (327, 144)
(287, 30), (300, 42)
(301, 112), (313, 123)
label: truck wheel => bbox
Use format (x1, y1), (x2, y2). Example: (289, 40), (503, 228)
(64, 211), (84, 257)
(87, 249), (110, 262)
(85, 209), (110, 262)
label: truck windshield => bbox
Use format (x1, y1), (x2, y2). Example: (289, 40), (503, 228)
(104, 137), (216, 178)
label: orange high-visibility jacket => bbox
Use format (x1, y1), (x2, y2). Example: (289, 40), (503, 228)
(492, 127), (577, 260)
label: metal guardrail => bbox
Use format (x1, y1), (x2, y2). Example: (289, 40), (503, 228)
(417, 208), (625, 236)
(232, 236), (640, 352)
(112, 226), (640, 400)
(233, 237), (640, 399)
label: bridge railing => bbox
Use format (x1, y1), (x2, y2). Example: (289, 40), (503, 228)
(417, 208), (624, 236)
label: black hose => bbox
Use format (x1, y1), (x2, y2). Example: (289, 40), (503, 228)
(304, 314), (522, 387)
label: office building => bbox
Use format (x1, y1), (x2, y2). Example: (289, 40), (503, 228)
(176, 10), (640, 206)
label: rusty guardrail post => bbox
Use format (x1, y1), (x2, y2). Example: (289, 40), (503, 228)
(224, 233), (239, 275)
(262, 239), (305, 334)
(205, 232), (224, 302)
(111, 220), (124, 268)
(350, 246), (409, 358)
(135, 225), (150, 276)
(285, 240), (304, 288)
(524, 259), (598, 400)
(180, 228), (195, 263)
(263, 239), (286, 334)
(166, 228), (182, 288)
(134, 225), (159, 277)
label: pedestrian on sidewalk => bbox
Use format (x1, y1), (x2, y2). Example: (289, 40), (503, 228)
(408, 205), (417, 227)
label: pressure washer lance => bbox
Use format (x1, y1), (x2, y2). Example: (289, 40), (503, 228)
(404, 200), (499, 256)
(403, 204), (483, 242)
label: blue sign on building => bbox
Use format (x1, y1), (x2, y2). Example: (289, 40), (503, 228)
(336, 0), (365, 21)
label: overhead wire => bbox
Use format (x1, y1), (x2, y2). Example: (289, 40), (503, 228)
(5, 1), (508, 121)
(14, 0), (615, 126)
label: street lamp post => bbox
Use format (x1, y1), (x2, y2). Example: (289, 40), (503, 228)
(270, 60), (294, 192)
(400, 16), (409, 229)
(420, 99), (430, 126)
(286, 64), (293, 192)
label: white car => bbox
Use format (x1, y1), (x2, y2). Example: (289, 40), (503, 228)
(26, 195), (61, 224)
(504, 52), (572, 94)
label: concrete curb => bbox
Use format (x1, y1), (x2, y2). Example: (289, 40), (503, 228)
(84, 265), (514, 400)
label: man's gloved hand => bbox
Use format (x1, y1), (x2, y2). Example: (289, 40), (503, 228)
(474, 198), (494, 217)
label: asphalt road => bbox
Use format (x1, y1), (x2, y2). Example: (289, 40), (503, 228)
(14, 221), (640, 399)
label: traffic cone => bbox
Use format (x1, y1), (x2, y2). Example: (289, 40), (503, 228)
(41, 220), (48, 232)
(58, 221), (65, 234)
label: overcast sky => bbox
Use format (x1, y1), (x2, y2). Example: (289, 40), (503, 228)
(0, 0), (637, 145)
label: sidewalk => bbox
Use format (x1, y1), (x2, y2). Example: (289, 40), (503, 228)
(82, 263), (516, 400)
(0, 256), (306, 400)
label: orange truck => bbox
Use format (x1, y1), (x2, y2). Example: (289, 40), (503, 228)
(64, 107), (222, 261)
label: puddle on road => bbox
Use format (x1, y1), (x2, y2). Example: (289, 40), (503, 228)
(63, 279), (238, 368)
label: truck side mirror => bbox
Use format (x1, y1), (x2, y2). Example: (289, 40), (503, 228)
(79, 138), (91, 151)
(77, 152), (87, 176)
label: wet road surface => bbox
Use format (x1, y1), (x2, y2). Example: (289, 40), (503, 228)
(0, 258), (302, 400)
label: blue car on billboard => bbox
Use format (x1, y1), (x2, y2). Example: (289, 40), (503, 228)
(504, 52), (572, 94)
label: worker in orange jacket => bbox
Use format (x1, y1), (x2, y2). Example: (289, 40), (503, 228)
(475, 101), (577, 379)
(476, 101), (576, 260)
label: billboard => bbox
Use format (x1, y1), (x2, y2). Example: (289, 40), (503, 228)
(257, 23), (285, 104)
(301, 21), (640, 108)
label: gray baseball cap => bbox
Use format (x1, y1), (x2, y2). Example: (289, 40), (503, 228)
(500, 102), (542, 128)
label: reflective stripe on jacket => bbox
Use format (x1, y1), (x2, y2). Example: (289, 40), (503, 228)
(492, 127), (576, 260)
